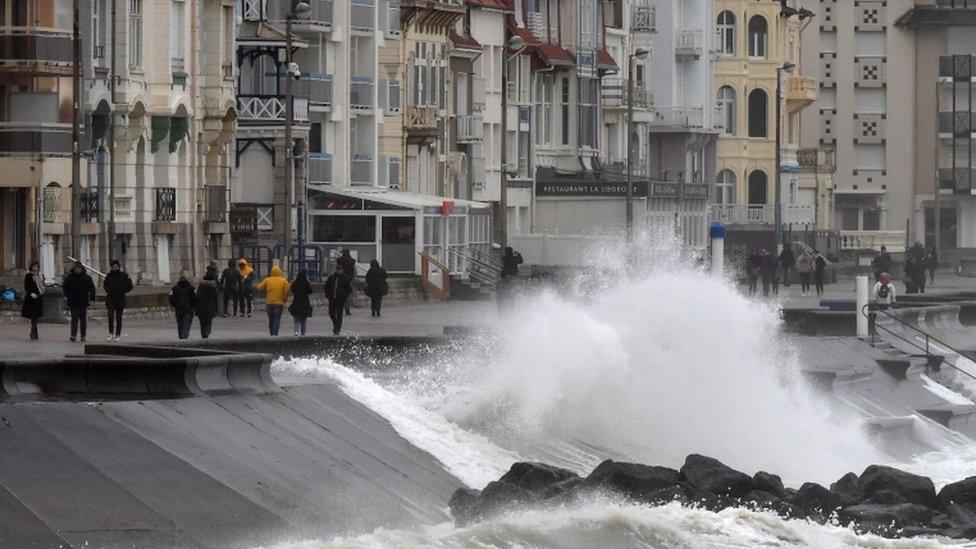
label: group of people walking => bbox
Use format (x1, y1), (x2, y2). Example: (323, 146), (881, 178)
(745, 246), (829, 297)
(868, 242), (939, 306)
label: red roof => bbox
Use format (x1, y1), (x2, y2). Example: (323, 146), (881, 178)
(505, 14), (539, 47)
(597, 48), (618, 72)
(535, 44), (575, 67)
(450, 30), (481, 50)
(467, 0), (515, 11)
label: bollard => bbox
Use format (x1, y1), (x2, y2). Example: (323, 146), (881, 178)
(709, 221), (726, 279)
(856, 275), (869, 339)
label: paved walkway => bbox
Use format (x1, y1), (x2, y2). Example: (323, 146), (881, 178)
(761, 273), (976, 309)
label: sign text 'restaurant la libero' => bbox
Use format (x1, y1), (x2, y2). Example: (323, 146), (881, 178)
(535, 181), (648, 197)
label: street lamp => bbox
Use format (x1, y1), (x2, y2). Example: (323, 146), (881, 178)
(499, 34), (526, 249)
(284, 1), (310, 268)
(626, 47), (650, 242)
(774, 61), (796, 252)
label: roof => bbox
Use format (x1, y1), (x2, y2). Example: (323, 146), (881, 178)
(505, 14), (540, 47)
(597, 49), (618, 72)
(896, 6), (976, 26)
(467, 0), (514, 12)
(449, 30), (482, 50)
(308, 186), (490, 211)
(534, 44), (575, 67)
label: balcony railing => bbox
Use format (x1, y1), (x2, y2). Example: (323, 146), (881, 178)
(602, 78), (652, 109)
(797, 148), (835, 171)
(350, 0), (375, 32)
(675, 29), (703, 58)
(350, 77), (374, 109)
(708, 204), (815, 226)
(0, 31), (73, 66)
(939, 167), (974, 194)
(786, 75), (817, 105)
(42, 187), (63, 223)
(632, 2), (656, 33)
(81, 190), (99, 222)
(350, 156), (373, 185)
(171, 57), (185, 74)
(406, 105), (437, 130)
(0, 123), (72, 154)
(840, 230), (906, 253)
(650, 106), (704, 129)
(204, 186), (228, 223)
(155, 187), (176, 222)
(308, 154), (334, 184)
(242, 0), (266, 21)
(455, 115), (483, 143)
(268, 0), (334, 26)
(940, 55), (976, 80)
(238, 94), (309, 123)
(298, 73), (333, 108)
(939, 112), (973, 134)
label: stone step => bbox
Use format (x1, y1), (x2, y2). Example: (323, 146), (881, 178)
(916, 404), (976, 428)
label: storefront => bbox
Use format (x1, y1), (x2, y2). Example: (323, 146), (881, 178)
(307, 187), (492, 275)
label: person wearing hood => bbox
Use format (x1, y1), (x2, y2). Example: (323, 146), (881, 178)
(288, 270), (313, 336)
(257, 265), (291, 336)
(336, 250), (357, 315)
(323, 264), (353, 335)
(238, 258), (255, 317)
(501, 247), (523, 278)
(796, 250), (814, 296)
(195, 272), (219, 339)
(364, 260), (388, 317)
(21, 261), (44, 341)
(103, 259), (133, 341)
(63, 261), (96, 342)
(873, 272), (896, 310)
(169, 275), (196, 340)
(220, 259), (242, 317)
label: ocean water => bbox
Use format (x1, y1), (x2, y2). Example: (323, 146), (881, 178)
(268, 235), (976, 548)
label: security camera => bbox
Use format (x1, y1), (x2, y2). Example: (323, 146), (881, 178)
(289, 62), (301, 79)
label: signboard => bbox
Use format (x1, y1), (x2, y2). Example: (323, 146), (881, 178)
(536, 180), (649, 198)
(230, 204), (258, 233)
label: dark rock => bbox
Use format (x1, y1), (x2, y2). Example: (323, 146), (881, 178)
(865, 489), (908, 505)
(838, 503), (935, 532)
(645, 484), (697, 505)
(791, 482), (850, 514)
(938, 476), (976, 508)
(584, 459), (684, 500)
(541, 476), (584, 501)
(830, 472), (860, 500)
(448, 487), (480, 521)
(858, 465), (939, 509)
(680, 454), (756, 498)
(752, 472), (785, 499)
(741, 490), (799, 517)
(456, 480), (539, 524)
(943, 502), (976, 538)
(500, 462), (579, 494)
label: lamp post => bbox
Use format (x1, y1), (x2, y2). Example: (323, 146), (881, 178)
(626, 48), (649, 242)
(774, 61), (795, 252)
(499, 34), (525, 250)
(283, 1), (309, 268)
(70, 0), (82, 259)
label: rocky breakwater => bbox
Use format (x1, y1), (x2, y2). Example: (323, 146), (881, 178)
(449, 455), (976, 540)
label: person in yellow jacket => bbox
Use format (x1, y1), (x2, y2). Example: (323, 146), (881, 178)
(238, 258), (256, 317)
(256, 265), (291, 336)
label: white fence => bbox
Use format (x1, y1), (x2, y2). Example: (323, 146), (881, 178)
(509, 234), (617, 267)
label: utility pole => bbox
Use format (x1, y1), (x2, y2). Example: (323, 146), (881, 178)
(108, 0), (117, 260)
(70, 0), (82, 259)
(284, 14), (294, 266)
(774, 63), (795, 252)
(934, 79), (942, 256)
(626, 58), (634, 241)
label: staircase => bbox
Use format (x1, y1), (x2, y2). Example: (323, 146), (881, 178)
(449, 248), (503, 301)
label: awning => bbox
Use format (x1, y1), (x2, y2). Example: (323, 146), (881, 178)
(308, 185), (490, 211)
(505, 14), (539, 48)
(535, 44), (575, 67)
(467, 0), (515, 12)
(597, 49), (618, 73)
(449, 30), (481, 51)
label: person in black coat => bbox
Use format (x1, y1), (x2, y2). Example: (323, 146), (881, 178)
(288, 270), (313, 336)
(336, 250), (357, 315)
(871, 245), (893, 283)
(364, 260), (389, 317)
(758, 249), (778, 297)
(501, 247), (523, 278)
(21, 261), (44, 341)
(169, 275), (196, 340)
(745, 250), (762, 294)
(220, 259), (242, 317)
(778, 246), (795, 288)
(103, 259), (133, 341)
(323, 265), (353, 335)
(194, 273), (219, 339)
(814, 250), (828, 296)
(63, 261), (96, 342)
(925, 246), (939, 285)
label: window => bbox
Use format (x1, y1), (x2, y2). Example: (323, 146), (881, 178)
(128, 0), (143, 68)
(223, 6), (234, 67)
(93, 0), (106, 66)
(561, 77), (570, 145)
(578, 77), (598, 148)
(748, 16), (767, 58)
(748, 89), (768, 138)
(309, 122), (322, 155)
(716, 169), (736, 204)
(748, 170), (768, 204)
(170, 1), (186, 73)
(717, 11), (735, 56)
(534, 74), (553, 145)
(717, 86), (735, 135)
(312, 215), (376, 242)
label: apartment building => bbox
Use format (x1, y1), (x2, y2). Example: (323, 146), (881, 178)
(711, 0), (820, 245)
(900, 0), (976, 250)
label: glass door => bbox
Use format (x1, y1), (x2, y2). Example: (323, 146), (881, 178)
(381, 216), (416, 272)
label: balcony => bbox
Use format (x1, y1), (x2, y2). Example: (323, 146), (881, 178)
(204, 186), (228, 223)
(238, 94), (309, 123)
(42, 187), (63, 223)
(350, 0), (375, 32)
(939, 167), (975, 194)
(840, 230), (906, 253)
(939, 111), (974, 135)
(786, 75), (817, 110)
(155, 188), (177, 222)
(0, 122), (72, 155)
(708, 204), (815, 226)
(309, 154), (334, 185)
(603, 0), (623, 29)
(298, 73), (333, 109)
(940, 55), (976, 81)
(602, 78), (651, 109)
(649, 106), (704, 130)
(797, 148), (836, 171)
(405, 105), (438, 140)
(631, 2), (656, 33)
(268, 0), (334, 29)
(0, 31), (73, 71)
(242, 0), (266, 22)
(350, 156), (373, 185)
(675, 29), (703, 59)
(114, 196), (134, 223)
(455, 115), (483, 143)
(350, 77), (374, 109)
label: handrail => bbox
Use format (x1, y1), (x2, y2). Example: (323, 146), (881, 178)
(862, 304), (976, 383)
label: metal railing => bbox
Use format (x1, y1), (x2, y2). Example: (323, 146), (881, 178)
(632, 2), (655, 32)
(155, 187), (176, 222)
(840, 230), (906, 253)
(455, 115), (483, 142)
(298, 74), (333, 108)
(350, 78), (374, 109)
(708, 204), (815, 225)
(675, 29), (703, 57)
(457, 247), (502, 287)
(350, 0), (375, 32)
(0, 30), (73, 64)
(238, 94), (310, 122)
(406, 105), (437, 129)
(650, 106), (704, 128)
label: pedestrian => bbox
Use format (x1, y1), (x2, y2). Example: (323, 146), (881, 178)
(102, 259), (133, 342)
(871, 245), (893, 283)
(324, 264), (353, 335)
(745, 250), (762, 294)
(21, 261), (44, 341)
(364, 259), (389, 317)
(220, 259), (242, 317)
(759, 249), (776, 297)
(925, 246), (939, 285)
(257, 265), (291, 336)
(63, 261), (96, 342)
(169, 275), (196, 340)
(873, 272), (896, 310)
(796, 249), (814, 296)
(904, 255), (926, 294)
(337, 249), (357, 315)
(813, 249), (828, 296)
(501, 247), (523, 278)
(288, 270), (313, 336)
(238, 258), (255, 317)
(195, 272), (219, 339)
(779, 245), (795, 288)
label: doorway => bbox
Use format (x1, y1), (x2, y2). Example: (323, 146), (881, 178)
(381, 216), (415, 272)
